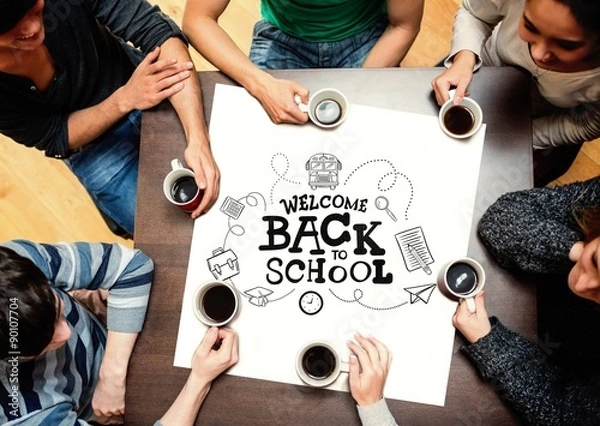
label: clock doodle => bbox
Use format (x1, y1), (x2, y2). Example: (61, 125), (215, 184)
(299, 291), (323, 315)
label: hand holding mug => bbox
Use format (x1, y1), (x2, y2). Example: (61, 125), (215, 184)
(452, 291), (492, 344)
(191, 327), (239, 386)
(347, 334), (392, 407)
(431, 50), (477, 105)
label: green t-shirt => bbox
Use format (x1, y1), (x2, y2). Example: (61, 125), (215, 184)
(260, 0), (387, 42)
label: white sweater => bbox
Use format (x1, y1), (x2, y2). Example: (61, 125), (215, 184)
(445, 0), (600, 149)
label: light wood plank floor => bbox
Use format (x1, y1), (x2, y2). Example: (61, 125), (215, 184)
(0, 0), (598, 245)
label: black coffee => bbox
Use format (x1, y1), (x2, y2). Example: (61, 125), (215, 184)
(302, 345), (336, 379)
(171, 176), (198, 203)
(443, 105), (475, 135)
(314, 99), (342, 125)
(202, 285), (236, 322)
(446, 262), (478, 295)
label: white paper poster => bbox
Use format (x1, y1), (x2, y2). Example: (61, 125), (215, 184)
(174, 84), (486, 406)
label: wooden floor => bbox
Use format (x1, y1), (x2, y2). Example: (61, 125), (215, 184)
(0, 0), (598, 245)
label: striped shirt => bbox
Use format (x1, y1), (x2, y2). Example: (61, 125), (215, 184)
(0, 240), (153, 425)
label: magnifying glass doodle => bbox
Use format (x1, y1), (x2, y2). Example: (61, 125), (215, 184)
(374, 196), (397, 222)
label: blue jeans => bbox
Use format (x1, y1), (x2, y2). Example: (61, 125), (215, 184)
(249, 18), (389, 69)
(64, 110), (141, 235)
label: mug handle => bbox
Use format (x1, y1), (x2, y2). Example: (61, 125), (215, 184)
(464, 296), (476, 313)
(294, 94), (309, 113)
(171, 158), (183, 170)
(339, 360), (350, 374)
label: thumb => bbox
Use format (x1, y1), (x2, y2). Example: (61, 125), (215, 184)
(348, 354), (361, 390)
(198, 326), (220, 355)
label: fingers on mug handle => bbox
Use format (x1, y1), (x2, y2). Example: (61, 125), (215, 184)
(294, 94), (309, 113)
(465, 296), (476, 313)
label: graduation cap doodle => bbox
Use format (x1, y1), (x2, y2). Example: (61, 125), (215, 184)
(244, 287), (274, 307)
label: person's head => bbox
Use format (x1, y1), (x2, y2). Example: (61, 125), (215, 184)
(568, 206), (600, 304)
(0, 0), (45, 52)
(0, 246), (71, 360)
(519, 0), (600, 71)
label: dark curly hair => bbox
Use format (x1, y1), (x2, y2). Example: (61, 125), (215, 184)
(0, 247), (57, 359)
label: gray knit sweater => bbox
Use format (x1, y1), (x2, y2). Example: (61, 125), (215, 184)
(462, 317), (600, 425)
(478, 176), (600, 274)
(473, 177), (600, 424)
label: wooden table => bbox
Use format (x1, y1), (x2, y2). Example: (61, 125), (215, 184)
(128, 68), (534, 425)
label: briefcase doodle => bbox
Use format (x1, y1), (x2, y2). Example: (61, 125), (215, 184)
(207, 247), (240, 281)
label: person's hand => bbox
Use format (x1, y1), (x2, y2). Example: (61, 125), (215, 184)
(452, 291), (492, 344)
(117, 46), (193, 112)
(91, 370), (126, 422)
(190, 327), (239, 387)
(184, 140), (221, 219)
(251, 74), (310, 125)
(347, 334), (392, 407)
(568, 237), (600, 304)
(431, 50), (477, 106)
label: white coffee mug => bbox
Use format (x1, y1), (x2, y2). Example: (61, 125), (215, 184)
(162, 159), (202, 213)
(295, 88), (349, 129)
(438, 90), (483, 139)
(437, 257), (486, 313)
(295, 340), (349, 387)
(193, 280), (240, 327)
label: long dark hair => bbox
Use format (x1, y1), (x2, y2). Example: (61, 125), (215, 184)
(574, 205), (600, 242)
(0, 247), (56, 359)
(558, 0), (600, 35)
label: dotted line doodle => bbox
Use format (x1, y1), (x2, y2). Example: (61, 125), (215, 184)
(399, 172), (414, 220)
(343, 159), (398, 191)
(269, 152), (301, 205)
(343, 159), (415, 220)
(329, 288), (407, 311)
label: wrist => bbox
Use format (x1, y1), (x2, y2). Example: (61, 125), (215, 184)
(186, 373), (212, 397)
(356, 396), (383, 408)
(99, 357), (128, 384)
(112, 86), (134, 115)
(355, 394), (383, 407)
(453, 50), (477, 70)
(244, 70), (275, 100)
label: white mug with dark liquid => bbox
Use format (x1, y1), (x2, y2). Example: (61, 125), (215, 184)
(193, 280), (240, 327)
(295, 340), (349, 387)
(295, 88), (348, 129)
(438, 90), (483, 139)
(437, 257), (486, 312)
(162, 159), (202, 213)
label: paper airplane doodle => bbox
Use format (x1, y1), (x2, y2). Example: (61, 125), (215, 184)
(404, 284), (437, 304)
